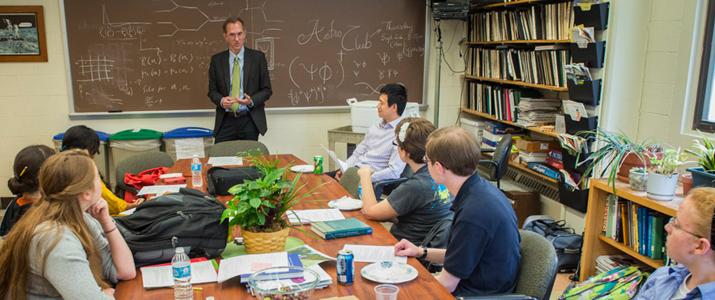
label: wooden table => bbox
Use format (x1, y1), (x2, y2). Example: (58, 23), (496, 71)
(327, 126), (366, 170)
(114, 154), (453, 299)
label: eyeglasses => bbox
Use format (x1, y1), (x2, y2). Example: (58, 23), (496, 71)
(392, 140), (398, 146)
(668, 217), (704, 239)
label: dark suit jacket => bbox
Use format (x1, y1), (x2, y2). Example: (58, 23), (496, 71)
(207, 47), (272, 136)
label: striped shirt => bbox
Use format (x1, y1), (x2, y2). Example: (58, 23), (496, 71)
(346, 117), (405, 181)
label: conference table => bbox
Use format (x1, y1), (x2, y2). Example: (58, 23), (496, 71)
(114, 154), (453, 299)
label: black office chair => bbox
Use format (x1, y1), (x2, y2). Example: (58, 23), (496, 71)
(479, 134), (513, 189)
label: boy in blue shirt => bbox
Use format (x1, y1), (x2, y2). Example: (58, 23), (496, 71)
(394, 126), (520, 296)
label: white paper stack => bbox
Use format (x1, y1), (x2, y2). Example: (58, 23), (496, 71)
(287, 209), (345, 225)
(516, 97), (561, 127)
(518, 152), (548, 163)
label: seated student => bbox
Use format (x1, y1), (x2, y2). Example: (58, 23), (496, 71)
(61, 125), (143, 216)
(328, 83), (408, 182)
(394, 126), (520, 296)
(0, 149), (136, 299)
(0, 145), (55, 236)
(634, 187), (715, 300)
(357, 117), (452, 244)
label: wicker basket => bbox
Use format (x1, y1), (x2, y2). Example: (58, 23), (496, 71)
(242, 227), (291, 254)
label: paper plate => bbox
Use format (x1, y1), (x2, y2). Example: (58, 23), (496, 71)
(290, 164), (315, 173)
(328, 197), (363, 211)
(361, 261), (418, 284)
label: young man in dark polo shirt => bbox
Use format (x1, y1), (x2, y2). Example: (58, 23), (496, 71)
(394, 126), (521, 296)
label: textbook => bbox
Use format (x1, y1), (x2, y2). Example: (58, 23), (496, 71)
(217, 252), (303, 283)
(311, 218), (373, 240)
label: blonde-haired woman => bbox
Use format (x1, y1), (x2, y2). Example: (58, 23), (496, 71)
(635, 187), (715, 299)
(0, 149), (135, 299)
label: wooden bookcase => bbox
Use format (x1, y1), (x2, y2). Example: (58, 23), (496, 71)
(463, 0), (574, 186)
(579, 179), (681, 280)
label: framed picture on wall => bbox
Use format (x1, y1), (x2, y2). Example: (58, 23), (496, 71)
(0, 6), (47, 62)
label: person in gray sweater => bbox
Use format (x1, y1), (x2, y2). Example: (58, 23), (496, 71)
(0, 149), (136, 299)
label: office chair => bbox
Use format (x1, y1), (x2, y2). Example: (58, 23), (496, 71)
(478, 134), (513, 189)
(207, 140), (269, 157)
(458, 230), (559, 300)
(373, 166), (413, 198)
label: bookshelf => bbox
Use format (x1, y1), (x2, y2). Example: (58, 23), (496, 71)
(467, 40), (571, 46)
(482, 152), (559, 184)
(579, 179), (680, 280)
(462, 108), (559, 138)
(465, 75), (568, 92)
(476, 0), (560, 10)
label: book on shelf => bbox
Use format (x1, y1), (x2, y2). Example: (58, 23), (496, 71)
(603, 198), (668, 261)
(467, 48), (570, 87)
(470, 1), (573, 42)
(310, 218), (373, 240)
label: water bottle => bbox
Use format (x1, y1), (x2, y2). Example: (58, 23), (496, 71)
(191, 155), (203, 188)
(172, 247), (193, 300)
(357, 184), (362, 200)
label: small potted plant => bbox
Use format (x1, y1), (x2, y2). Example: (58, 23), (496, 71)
(220, 155), (313, 253)
(685, 133), (715, 188)
(628, 167), (647, 192)
(579, 129), (652, 192)
(647, 147), (688, 201)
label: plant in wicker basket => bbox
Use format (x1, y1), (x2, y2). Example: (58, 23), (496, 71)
(220, 155), (313, 253)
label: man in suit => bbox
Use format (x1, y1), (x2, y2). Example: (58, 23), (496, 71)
(208, 16), (272, 142)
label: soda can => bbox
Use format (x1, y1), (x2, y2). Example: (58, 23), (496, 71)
(336, 249), (354, 285)
(313, 155), (324, 174)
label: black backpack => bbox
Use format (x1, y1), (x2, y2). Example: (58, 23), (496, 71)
(207, 166), (263, 196)
(523, 216), (583, 273)
(115, 188), (229, 267)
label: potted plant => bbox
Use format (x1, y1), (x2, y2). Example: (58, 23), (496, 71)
(578, 129), (652, 192)
(685, 133), (715, 188)
(220, 155), (313, 253)
(647, 147), (688, 201)
(628, 167), (647, 192)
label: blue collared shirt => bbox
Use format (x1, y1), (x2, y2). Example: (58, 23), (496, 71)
(345, 117), (405, 181)
(228, 47), (247, 112)
(635, 264), (715, 300)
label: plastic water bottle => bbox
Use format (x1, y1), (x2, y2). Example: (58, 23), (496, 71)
(172, 247), (193, 300)
(191, 155), (203, 188)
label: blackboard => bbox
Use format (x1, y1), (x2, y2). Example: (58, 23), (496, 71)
(62, 0), (426, 113)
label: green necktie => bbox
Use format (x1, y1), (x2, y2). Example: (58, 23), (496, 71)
(231, 56), (241, 98)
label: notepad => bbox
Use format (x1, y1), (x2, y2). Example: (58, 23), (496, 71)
(216, 252), (303, 283)
(287, 209), (345, 225)
(342, 244), (407, 264)
(140, 259), (218, 288)
(136, 184), (186, 196)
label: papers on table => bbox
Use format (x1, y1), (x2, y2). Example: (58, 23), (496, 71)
(287, 245), (335, 268)
(217, 252), (297, 283)
(207, 156), (243, 166)
(140, 259), (217, 288)
(174, 138), (205, 160)
(137, 184), (186, 196)
(287, 209), (345, 225)
(320, 144), (348, 172)
(342, 244), (407, 264)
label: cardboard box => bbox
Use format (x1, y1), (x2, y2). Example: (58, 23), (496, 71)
(516, 139), (558, 153)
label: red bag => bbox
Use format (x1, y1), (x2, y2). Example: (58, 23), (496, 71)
(123, 167), (168, 201)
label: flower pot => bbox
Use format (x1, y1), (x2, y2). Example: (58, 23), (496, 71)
(242, 227), (290, 254)
(686, 167), (715, 188)
(617, 153), (652, 183)
(628, 169), (647, 192)
(681, 173), (693, 196)
(646, 172), (679, 201)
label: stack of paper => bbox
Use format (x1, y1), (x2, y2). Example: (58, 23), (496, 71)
(217, 252), (302, 283)
(287, 209), (345, 225)
(519, 152), (548, 163)
(207, 156), (243, 166)
(342, 245), (407, 263)
(516, 97), (561, 127)
(140, 258), (218, 288)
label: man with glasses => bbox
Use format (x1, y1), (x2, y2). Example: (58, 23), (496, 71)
(208, 16), (272, 143)
(635, 187), (715, 299)
(394, 126), (520, 296)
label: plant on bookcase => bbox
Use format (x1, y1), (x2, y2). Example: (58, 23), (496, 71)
(628, 167), (647, 192)
(579, 129), (652, 193)
(685, 133), (715, 188)
(647, 147), (688, 201)
(220, 154), (315, 253)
